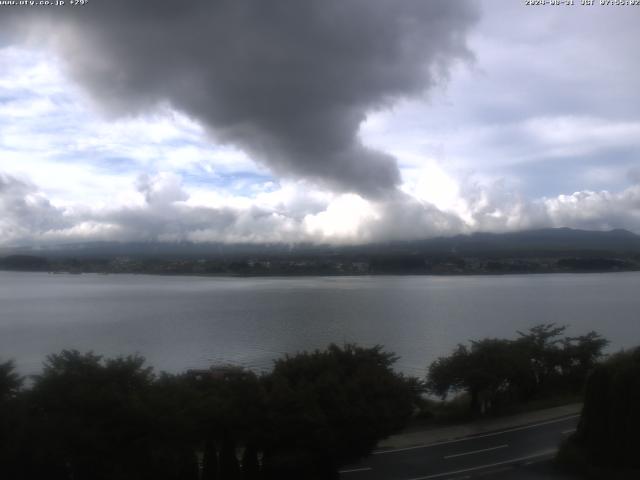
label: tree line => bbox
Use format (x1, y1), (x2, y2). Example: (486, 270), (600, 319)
(427, 324), (608, 416)
(0, 324), (610, 479)
(0, 345), (418, 480)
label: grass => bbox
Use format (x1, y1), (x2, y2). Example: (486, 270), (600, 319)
(407, 391), (583, 431)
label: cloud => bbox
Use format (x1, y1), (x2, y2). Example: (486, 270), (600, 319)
(0, 173), (70, 245)
(3, 0), (478, 197)
(303, 194), (379, 242)
(358, 3), (640, 199)
(543, 186), (640, 233)
(136, 172), (188, 207)
(3, 170), (640, 247)
(3, 2), (640, 246)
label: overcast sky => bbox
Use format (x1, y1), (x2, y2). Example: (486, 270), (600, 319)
(1, 0), (639, 246)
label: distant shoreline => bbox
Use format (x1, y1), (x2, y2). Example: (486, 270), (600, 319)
(2, 265), (639, 278)
(3, 227), (640, 277)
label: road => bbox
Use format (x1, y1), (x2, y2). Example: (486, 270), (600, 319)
(339, 414), (579, 480)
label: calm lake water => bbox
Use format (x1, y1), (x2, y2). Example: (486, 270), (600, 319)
(1, 271), (639, 377)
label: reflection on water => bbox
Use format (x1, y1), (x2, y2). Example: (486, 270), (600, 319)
(1, 271), (639, 376)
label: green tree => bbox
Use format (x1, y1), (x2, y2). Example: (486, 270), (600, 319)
(558, 347), (640, 477)
(0, 360), (24, 479)
(261, 344), (420, 479)
(573, 347), (640, 469)
(145, 372), (203, 480)
(427, 339), (524, 415)
(560, 331), (609, 390)
(515, 323), (568, 395)
(184, 367), (267, 478)
(427, 325), (608, 415)
(0, 360), (22, 401)
(202, 438), (219, 480)
(241, 442), (261, 479)
(23, 350), (201, 480)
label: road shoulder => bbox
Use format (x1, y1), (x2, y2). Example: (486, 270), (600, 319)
(377, 403), (582, 451)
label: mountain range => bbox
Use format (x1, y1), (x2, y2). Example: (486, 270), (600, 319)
(3, 228), (639, 260)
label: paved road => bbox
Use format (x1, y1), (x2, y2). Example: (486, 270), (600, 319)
(339, 414), (579, 480)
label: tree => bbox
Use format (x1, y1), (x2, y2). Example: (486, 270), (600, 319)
(201, 438), (219, 480)
(261, 344), (420, 478)
(2, 346), (420, 479)
(559, 347), (640, 475)
(427, 339), (525, 415)
(515, 323), (568, 395)
(427, 325), (609, 415)
(0, 360), (24, 479)
(23, 350), (202, 480)
(220, 434), (242, 479)
(560, 331), (609, 390)
(184, 366), (267, 478)
(145, 372), (203, 480)
(0, 360), (22, 401)
(241, 442), (261, 479)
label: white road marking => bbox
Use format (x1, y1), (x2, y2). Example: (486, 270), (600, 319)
(339, 467), (373, 474)
(403, 449), (558, 480)
(562, 428), (576, 435)
(478, 466), (512, 476)
(373, 414), (580, 455)
(444, 444), (508, 459)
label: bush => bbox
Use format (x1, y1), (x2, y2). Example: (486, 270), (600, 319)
(557, 346), (640, 477)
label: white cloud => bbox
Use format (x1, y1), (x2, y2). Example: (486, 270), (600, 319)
(0, 173), (71, 245)
(2, 169), (640, 247)
(544, 186), (640, 232)
(2, 4), (640, 246)
(0, 46), (266, 212)
(303, 194), (380, 242)
(136, 172), (188, 206)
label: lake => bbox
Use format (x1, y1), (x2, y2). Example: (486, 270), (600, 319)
(1, 271), (639, 377)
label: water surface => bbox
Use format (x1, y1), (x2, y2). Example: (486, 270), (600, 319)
(1, 271), (639, 377)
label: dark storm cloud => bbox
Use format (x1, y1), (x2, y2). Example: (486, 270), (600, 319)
(5, 0), (478, 196)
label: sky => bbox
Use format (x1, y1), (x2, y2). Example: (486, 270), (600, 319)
(0, 0), (639, 246)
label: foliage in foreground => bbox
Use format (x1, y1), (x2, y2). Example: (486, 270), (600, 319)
(557, 346), (640, 478)
(262, 345), (419, 477)
(426, 324), (608, 416)
(0, 345), (419, 480)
